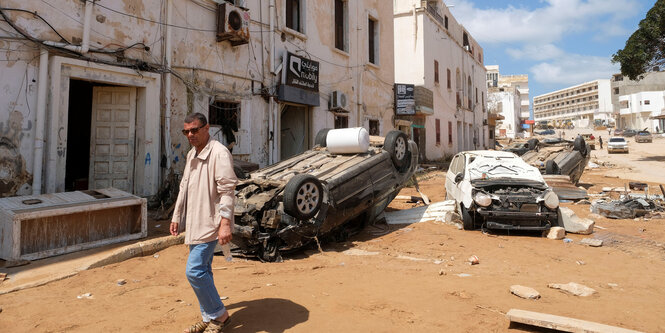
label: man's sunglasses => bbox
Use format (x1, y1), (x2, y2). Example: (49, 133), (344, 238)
(182, 124), (206, 135)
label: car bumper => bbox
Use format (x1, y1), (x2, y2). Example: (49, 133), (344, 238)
(476, 209), (557, 230)
(635, 139), (652, 143)
(607, 147), (628, 152)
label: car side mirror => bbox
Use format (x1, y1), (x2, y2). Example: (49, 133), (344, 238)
(454, 173), (463, 183)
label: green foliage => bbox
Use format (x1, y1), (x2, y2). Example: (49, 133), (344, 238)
(612, 0), (665, 80)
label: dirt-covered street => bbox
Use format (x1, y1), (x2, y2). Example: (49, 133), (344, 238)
(1, 135), (664, 333)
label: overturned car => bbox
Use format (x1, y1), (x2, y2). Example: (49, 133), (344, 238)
(445, 150), (559, 231)
(520, 136), (590, 185)
(231, 128), (418, 261)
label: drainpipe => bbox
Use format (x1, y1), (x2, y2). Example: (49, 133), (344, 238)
(268, 0), (276, 164)
(43, 0), (93, 53)
(32, 48), (48, 195)
(163, 0), (173, 172)
(413, 4), (417, 50)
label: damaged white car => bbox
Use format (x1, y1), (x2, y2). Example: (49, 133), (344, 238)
(445, 150), (559, 231)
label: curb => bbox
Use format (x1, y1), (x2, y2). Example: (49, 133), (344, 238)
(0, 234), (185, 295)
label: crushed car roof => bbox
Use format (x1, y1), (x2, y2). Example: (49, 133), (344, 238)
(462, 150), (545, 183)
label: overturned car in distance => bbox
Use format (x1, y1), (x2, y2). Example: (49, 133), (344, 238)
(445, 150), (559, 231)
(231, 128), (418, 261)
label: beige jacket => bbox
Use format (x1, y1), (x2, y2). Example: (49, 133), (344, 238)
(172, 139), (238, 245)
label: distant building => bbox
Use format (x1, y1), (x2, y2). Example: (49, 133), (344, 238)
(611, 72), (665, 132)
(486, 65), (529, 138)
(533, 80), (612, 129)
(394, 0), (487, 162)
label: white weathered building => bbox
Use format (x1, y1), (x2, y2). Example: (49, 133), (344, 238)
(533, 80), (612, 129)
(0, 0), (395, 197)
(618, 91), (665, 132)
(486, 65), (528, 138)
(393, 0), (487, 162)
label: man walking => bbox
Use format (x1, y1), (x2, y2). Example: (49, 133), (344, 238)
(599, 136), (603, 149)
(171, 113), (238, 333)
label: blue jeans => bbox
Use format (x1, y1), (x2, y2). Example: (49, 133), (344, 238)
(187, 240), (226, 322)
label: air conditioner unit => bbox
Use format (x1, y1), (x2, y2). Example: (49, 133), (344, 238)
(464, 45), (471, 52)
(329, 91), (348, 110)
(216, 3), (250, 46)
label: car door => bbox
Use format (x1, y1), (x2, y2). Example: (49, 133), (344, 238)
(445, 153), (464, 201)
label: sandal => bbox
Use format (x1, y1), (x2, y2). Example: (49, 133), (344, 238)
(184, 320), (208, 333)
(203, 317), (231, 333)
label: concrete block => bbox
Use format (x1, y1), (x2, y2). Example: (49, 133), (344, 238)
(544, 227), (565, 240)
(510, 285), (541, 300)
(558, 207), (594, 234)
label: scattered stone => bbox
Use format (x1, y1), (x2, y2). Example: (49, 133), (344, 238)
(77, 293), (94, 299)
(438, 269), (446, 276)
(342, 249), (380, 256)
(220, 296), (229, 300)
(558, 207), (594, 234)
(580, 238), (603, 247)
(607, 283), (619, 289)
(456, 273), (472, 278)
(545, 227), (565, 240)
(153, 254), (160, 259)
(576, 260), (586, 265)
(510, 285), (541, 300)
(467, 255), (479, 265)
(587, 213), (604, 220)
(548, 282), (596, 296)
(116, 279), (127, 286)
(433, 260), (444, 265)
(574, 199), (591, 205)
(266, 283), (275, 286)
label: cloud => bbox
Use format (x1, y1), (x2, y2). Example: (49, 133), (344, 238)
(451, 0), (643, 44)
(530, 53), (619, 87)
(506, 44), (565, 61)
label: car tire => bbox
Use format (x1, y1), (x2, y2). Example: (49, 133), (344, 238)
(545, 159), (559, 174)
(461, 205), (476, 230)
(384, 130), (409, 169)
(283, 174), (323, 220)
(315, 128), (332, 147)
(573, 136), (587, 156)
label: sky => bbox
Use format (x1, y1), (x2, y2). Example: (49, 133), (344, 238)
(448, 0), (655, 110)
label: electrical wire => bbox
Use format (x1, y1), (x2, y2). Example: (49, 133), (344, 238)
(0, 7), (70, 43)
(93, 0), (217, 32)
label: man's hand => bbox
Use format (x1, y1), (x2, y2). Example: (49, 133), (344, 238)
(170, 222), (179, 236)
(218, 218), (232, 245)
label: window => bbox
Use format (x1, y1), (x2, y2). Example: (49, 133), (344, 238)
(645, 100), (651, 105)
(614, 88), (619, 94)
(447, 68), (451, 89)
(334, 0), (348, 51)
(434, 60), (439, 84)
(209, 101), (240, 147)
(368, 17), (378, 64)
(448, 121), (453, 144)
(475, 87), (478, 103)
(368, 119), (379, 135)
(286, 0), (302, 33)
(444, 15), (448, 29)
(334, 114), (348, 128)
(435, 119), (441, 145)
(463, 32), (469, 50)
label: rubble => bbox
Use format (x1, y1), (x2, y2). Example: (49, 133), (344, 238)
(545, 227), (565, 240)
(580, 238), (603, 247)
(558, 207), (594, 234)
(510, 285), (541, 300)
(590, 197), (664, 219)
(548, 282), (596, 297)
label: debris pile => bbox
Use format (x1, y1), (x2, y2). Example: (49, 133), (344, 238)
(591, 197), (664, 219)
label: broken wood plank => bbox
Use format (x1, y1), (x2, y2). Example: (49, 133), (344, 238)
(506, 309), (644, 333)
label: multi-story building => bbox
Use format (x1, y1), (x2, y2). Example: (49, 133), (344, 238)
(0, 0), (395, 197)
(394, 0), (487, 161)
(533, 80), (612, 129)
(611, 72), (665, 131)
(486, 65), (529, 138)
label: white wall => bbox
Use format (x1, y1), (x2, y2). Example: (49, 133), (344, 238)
(619, 91), (664, 131)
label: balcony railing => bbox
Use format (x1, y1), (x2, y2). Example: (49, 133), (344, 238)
(426, 4), (444, 26)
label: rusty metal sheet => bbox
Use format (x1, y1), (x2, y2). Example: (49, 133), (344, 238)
(543, 174), (588, 200)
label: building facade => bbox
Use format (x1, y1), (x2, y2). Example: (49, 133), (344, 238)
(533, 80), (612, 129)
(611, 72), (665, 131)
(486, 65), (529, 138)
(394, 0), (487, 162)
(0, 0), (395, 197)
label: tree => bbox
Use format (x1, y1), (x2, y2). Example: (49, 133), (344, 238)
(612, 0), (665, 80)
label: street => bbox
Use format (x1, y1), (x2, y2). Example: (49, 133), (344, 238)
(1, 136), (664, 333)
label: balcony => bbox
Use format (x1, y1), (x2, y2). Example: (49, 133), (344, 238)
(425, 4), (444, 26)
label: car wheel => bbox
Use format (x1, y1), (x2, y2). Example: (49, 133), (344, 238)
(284, 174), (323, 220)
(384, 130), (409, 168)
(573, 136), (588, 156)
(461, 205), (476, 230)
(315, 128), (332, 147)
(545, 160), (559, 174)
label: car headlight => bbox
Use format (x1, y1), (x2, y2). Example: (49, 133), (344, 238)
(473, 192), (492, 207)
(543, 190), (559, 209)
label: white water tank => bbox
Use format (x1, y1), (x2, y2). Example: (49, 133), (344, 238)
(326, 127), (370, 154)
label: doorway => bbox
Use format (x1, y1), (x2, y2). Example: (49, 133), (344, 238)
(65, 80), (93, 191)
(412, 126), (426, 162)
(280, 105), (310, 160)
